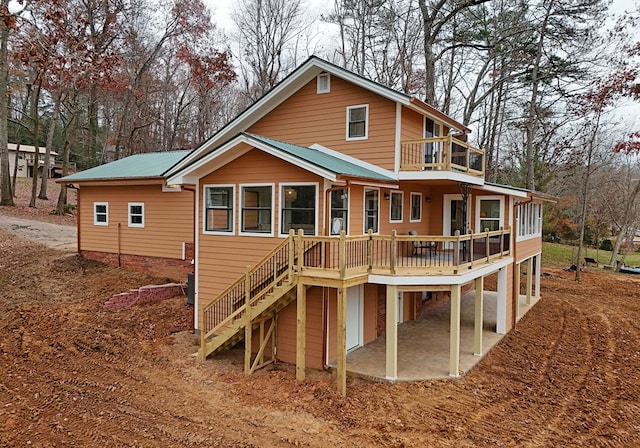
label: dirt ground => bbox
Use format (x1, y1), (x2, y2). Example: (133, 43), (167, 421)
(2, 181), (640, 447)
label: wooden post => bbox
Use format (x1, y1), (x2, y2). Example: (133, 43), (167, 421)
(474, 276), (484, 356)
(449, 284), (461, 377)
(338, 230), (346, 278)
(485, 228), (490, 260)
(296, 281), (306, 381)
(390, 230), (396, 274)
(367, 229), (373, 271)
(499, 227), (505, 256)
(496, 268), (507, 334)
(453, 230), (461, 271)
(385, 285), (398, 380)
(288, 229), (295, 277)
(535, 254), (541, 298)
(336, 287), (347, 396)
(244, 265), (252, 375)
(297, 229), (304, 272)
(526, 257), (533, 305)
(514, 262), (521, 321)
(199, 306), (206, 361)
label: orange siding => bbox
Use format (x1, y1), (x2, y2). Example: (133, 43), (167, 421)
(516, 237), (542, 262)
(197, 149), (325, 306)
(363, 284), (377, 344)
(400, 107), (424, 140)
(78, 184), (193, 259)
(274, 287), (324, 369)
(247, 76), (397, 170)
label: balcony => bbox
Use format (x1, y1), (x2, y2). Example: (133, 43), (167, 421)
(295, 228), (510, 281)
(400, 136), (485, 178)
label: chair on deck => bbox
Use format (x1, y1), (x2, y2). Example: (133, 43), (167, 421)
(408, 230), (437, 256)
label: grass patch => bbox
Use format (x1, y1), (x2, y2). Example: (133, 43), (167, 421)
(542, 242), (640, 268)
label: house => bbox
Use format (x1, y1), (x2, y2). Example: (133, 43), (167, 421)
(57, 151), (195, 280)
(60, 56), (554, 396)
(6, 143), (64, 178)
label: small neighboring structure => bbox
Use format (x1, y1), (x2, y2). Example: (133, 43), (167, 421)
(6, 143), (65, 178)
(57, 150), (195, 281)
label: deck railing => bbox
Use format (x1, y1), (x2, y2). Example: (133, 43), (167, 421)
(400, 135), (485, 177)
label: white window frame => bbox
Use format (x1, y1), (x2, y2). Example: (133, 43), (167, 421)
(409, 192), (422, 223)
(128, 202), (145, 228)
(203, 184), (235, 235)
(239, 183), (275, 237)
(516, 202), (542, 242)
(94, 202), (108, 226)
(475, 196), (504, 233)
(363, 188), (380, 234)
(317, 73), (330, 94)
(346, 104), (369, 141)
(279, 182), (319, 237)
(389, 191), (403, 223)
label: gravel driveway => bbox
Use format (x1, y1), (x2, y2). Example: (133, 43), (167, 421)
(0, 212), (77, 253)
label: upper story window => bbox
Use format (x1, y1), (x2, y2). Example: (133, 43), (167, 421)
(390, 191), (403, 222)
(94, 202), (108, 226)
(476, 197), (503, 232)
(410, 193), (422, 222)
(346, 105), (368, 140)
(364, 188), (379, 233)
(517, 202), (542, 240)
(330, 188), (349, 235)
(317, 73), (330, 93)
(128, 203), (144, 228)
(204, 185), (234, 233)
(240, 185), (273, 235)
(281, 184), (317, 236)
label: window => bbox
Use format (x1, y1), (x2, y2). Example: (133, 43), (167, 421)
(128, 203), (144, 228)
(517, 202), (542, 240)
(241, 185), (273, 234)
(390, 191), (403, 222)
(364, 189), (379, 233)
(477, 198), (503, 232)
(346, 105), (368, 140)
(330, 188), (349, 235)
(204, 185), (234, 233)
(410, 193), (421, 222)
(317, 73), (330, 93)
(94, 202), (108, 226)
(281, 184), (317, 235)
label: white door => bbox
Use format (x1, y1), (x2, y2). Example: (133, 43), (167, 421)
(346, 285), (363, 351)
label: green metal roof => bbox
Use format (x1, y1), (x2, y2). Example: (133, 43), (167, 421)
(60, 150), (191, 182)
(244, 133), (395, 182)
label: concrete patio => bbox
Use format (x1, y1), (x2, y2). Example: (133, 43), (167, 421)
(333, 290), (540, 381)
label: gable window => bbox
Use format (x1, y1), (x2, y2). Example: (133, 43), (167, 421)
(241, 185), (273, 234)
(410, 193), (422, 222)
(477, 197), (503, 232)
(128, 203), (144, 228)
(94, 202), (108, 226)
(317, 73), (330, 93)
(330, 188), (349, 235)
(390, 191), (403, 222)
(346, 105), (368, 140)
(281, 184), (316, 236)
(204, 185), (234, 233)
(364, 188), (379, 233)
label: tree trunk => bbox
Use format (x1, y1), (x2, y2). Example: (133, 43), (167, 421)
(39, 92), (61, 199)
(55, 140), (71, 215)
(28, 80), (42, 208)
(0, 0), (13, 206)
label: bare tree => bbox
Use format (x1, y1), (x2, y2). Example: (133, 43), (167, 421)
(0, 0), (14, 206)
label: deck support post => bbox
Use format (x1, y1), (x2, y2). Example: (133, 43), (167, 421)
(336, 286), (347, 397)
(449, 284), (461, 377)
(514, 262), (521, 321)
(244, 266), (252, 375)
(474, 276), (484, 356)
(296, 282), (306, 381)
(526, 257), (533, 305)
(496, 268), (507, 334)
(385, 284), (398, 380)
(534, 254), (541, 298)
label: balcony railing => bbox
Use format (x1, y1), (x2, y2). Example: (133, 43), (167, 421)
(294, 228), (510, 279)
(400, 135), (485, 177)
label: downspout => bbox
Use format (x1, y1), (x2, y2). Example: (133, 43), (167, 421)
(512, 195), (534, 328)
(67, 183), (80, 254)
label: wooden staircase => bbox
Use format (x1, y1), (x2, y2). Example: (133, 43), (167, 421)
(199, 236), (299, 361)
